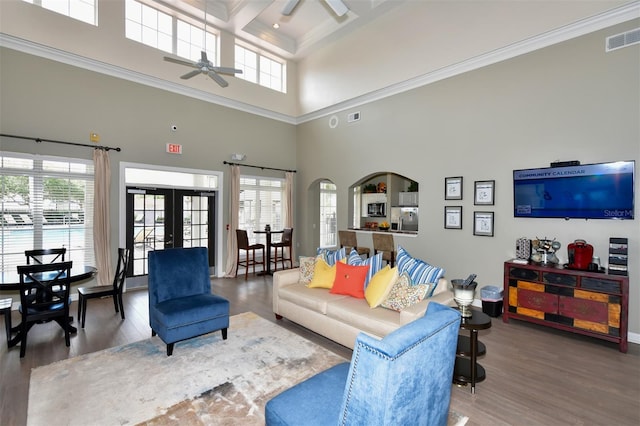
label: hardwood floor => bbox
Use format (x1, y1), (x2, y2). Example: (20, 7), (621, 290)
(1, 274), (638, 425)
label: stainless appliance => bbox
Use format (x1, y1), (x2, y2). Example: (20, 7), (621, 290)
(391, 207), (418, 231)
(367, 202), (386, 217)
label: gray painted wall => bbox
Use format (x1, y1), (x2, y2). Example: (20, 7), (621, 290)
(0, 47), (297, 277)
(295, 21), (639, 335)
(1, 20), (638, 336)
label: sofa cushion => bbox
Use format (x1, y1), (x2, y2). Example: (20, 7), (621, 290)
(381, 272), (431, 312)
(298, 255), (319, 285)
(317, 247), (346, 266)
(326, 297), (401, 337)
(307, 258), (337, 289)
(330, 262), (369, 298)
(279, 284), (349, 315)
(364, 266), (398, 308)
(346, 250), (383, 287)
(396, 246), (445, 292)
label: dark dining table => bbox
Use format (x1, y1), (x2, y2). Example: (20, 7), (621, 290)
(0, 265), (97, 348)
(253, 229), (284, 276)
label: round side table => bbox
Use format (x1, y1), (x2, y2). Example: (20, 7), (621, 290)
(453, 309), (492, 394)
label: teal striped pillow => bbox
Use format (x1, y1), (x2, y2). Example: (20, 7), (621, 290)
(347, 250), (383, 287)
(396, 246), (445, 295)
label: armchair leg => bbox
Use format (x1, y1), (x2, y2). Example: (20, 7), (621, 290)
(222, 328), (228, 340)
(167, 343), (174, 356)
(152, 329), (156, 337)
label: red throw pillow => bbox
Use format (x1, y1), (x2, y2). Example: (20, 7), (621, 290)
(330, 262), (369, 299)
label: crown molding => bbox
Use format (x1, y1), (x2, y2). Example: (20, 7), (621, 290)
(296, 1), (640, 124)
(1, 1), (638, 126)
(0, 33), (296, 125)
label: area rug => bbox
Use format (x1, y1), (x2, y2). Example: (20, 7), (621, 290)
(28, 312), (468, 425)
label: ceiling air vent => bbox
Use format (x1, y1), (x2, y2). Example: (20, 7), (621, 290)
(606, 28), (640, 52)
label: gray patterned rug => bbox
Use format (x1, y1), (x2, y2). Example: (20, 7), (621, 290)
(28, 312), (468, 425)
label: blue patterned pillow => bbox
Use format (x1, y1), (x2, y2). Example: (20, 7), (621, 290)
(396, 246), (445, 292)
(317, 247), (346, 266)
(347, 250), (383, 287)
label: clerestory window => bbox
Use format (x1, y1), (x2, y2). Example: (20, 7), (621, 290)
(235, 44), (286, 93)
(125, 0), (218, 64)
(22, 0), (97, 26)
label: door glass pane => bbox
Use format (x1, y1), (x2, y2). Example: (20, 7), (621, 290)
(132, 193), (165, 276)
(182, 194), (209, 249)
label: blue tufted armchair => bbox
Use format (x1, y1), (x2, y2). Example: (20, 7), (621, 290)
(265, 302), (461, 426)
(148, 247), (230, 356)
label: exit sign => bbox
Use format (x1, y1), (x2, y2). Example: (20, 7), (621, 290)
(166, 143), (182, 154)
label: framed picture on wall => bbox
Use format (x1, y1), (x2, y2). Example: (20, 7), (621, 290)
(444, 206), (462, 229)
(473, 211), (494, 236)
(445, 177), (463, 200)
(474, 180), (495, 205)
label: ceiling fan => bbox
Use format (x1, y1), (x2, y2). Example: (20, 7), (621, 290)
(163, 51), (242, 88)
(282, 0), (349, 17)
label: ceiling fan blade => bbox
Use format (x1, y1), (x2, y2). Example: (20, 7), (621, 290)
(207, 71), (229, 88)
(325, 0), (349, 17)
(180, 70), (202, 80)
(164, 56), (197, 68)
(212, 67), (243, 75)
(282, 0), (299, 15)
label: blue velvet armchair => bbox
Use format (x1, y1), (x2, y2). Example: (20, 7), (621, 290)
(148, 247), (230, 356)
(265, 302), (461, 426)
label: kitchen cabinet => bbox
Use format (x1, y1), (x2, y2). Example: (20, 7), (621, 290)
(398, 192), (418, 206)
(503, 260), (628, 352)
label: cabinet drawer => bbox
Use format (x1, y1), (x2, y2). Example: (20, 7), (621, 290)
(581, 277), (621, 293)
(517, 288), (558, 313)
(543, 272), (577, 287)
(509, 267), (539, 281)
(559, 295), (608, 323)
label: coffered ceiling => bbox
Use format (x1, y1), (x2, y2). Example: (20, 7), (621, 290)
(153, 0), (405, 60)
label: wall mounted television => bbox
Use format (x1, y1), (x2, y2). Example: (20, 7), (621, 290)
(513, 160), (635, 219)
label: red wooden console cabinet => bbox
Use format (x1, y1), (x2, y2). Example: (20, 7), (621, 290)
(503, 260), (628, 353)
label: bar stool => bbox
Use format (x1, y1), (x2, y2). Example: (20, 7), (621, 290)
(272, 228), (294, 271)
(236, 229), (265, 279)
(372, 232), (395, 267)
(339, 230), (370, 258)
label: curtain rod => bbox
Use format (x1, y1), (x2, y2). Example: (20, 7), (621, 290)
(223, 161), (296, 173)
(0, 133), (122, 152)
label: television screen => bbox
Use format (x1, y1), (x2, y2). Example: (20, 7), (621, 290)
(513, 161), (635, 219)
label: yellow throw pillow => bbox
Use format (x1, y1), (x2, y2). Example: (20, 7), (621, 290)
(365, 266), (399, 308)
(307, 257), (338, 289)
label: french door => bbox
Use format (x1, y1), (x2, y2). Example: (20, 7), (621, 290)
(125, 187), (216, 286)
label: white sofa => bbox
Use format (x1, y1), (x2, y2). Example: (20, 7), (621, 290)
(272, 267), (454, 349)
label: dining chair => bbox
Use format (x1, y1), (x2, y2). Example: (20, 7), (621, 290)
(271, 228), (293, 271)
(77, 248), (130, 328)
(16, 261), (73, 358)
(372, 232), (395, 267)
(25, 248), (66, 265)
(236, 229), (265, 279)
(339, 230), (370, 258)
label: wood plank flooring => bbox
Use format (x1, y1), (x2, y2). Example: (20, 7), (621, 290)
(1, 274), (638, 425)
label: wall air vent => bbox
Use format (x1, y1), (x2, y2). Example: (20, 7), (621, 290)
(606, 28), (640, 52)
